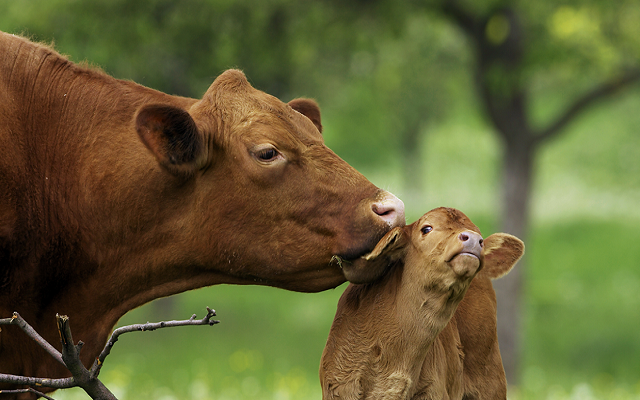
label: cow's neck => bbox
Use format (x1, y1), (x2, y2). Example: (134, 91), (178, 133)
(1, 35), (233, 377)
(7, 219), (243, 380)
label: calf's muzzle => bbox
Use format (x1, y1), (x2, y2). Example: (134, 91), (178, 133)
(458, 231), (483, 258)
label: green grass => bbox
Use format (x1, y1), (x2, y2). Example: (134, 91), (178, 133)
(517, 218), (640, 400)
(58, 284), (344, 400)
(50, 217), (640, 400)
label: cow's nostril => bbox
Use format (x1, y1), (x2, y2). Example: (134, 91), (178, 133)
(372, 203), (397, 219)
(371, 192), (405, 227)
(459, 233), (469, 242)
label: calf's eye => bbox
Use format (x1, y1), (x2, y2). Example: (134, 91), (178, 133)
(421, 225), (433, 235)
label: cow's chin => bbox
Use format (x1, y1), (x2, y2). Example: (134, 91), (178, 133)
(261, 267), (347, 293)
(334, 228), (390, 262)
(262, 237), (388, 292)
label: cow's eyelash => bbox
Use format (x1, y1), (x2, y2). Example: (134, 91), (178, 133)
(251, 145), (284, 163)
(256, 148), (278, 161)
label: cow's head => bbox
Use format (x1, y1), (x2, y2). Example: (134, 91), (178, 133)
(134, 70), (405, 292)
(342, 207), (524, 291)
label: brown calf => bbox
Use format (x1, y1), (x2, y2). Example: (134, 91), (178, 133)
(0, 31), (405, 395)
(320, 207), (524, 399)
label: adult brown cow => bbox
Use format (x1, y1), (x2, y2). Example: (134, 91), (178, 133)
(0, 31), (404, 396)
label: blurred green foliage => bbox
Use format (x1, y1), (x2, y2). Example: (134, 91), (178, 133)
(2, 0), (639, 398)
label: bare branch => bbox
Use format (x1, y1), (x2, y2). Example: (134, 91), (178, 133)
(91, 307), (218, 377)
(0, 387), (57, 400)
(537, 68), (640, 143)
(0, 308), (219, 399)
(56, 315), (118, 400)
(0, 312), (65, 367)
(439, 0), (479, 37)
(0, 373), (75, 389)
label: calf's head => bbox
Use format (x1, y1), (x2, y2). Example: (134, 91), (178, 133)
(343, 207), (524, 291)
(132, 70), (405, 292)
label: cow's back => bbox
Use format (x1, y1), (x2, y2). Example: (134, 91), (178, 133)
(0, 32), (191, 266)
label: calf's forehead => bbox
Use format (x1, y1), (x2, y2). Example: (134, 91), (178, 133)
(417, 207), (481, 234)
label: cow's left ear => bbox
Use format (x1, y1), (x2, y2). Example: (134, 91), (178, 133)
(480, 233), (525, 279)
(288, 98), (322, 133)
(135, 104), (205, 178)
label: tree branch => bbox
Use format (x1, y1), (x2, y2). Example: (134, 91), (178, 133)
(439, 0), (479, 38)
(90, 307), (219, 378)
(57, 314), (118, 400)
(0, 308), (219, 399)
(537, 68), (640, 143)
(0, 312), (66, 367)
(0, 387), (57, 400)
(0, 373), (75, 389)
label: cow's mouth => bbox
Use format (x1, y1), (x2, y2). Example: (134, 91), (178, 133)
(335, 231), (388, 262)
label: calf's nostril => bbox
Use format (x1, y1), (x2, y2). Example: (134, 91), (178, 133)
(459, 233), (469, 242)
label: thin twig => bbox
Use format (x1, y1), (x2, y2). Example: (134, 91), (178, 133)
(0, 387), (57, 400)
(0, 312), (65, 367)
(0, 373), (75, 389)
(91, 307), (219, 378)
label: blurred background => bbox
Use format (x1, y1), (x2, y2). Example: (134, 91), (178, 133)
(2, 0), (639, 399)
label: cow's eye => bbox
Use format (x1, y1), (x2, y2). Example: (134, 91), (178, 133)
(253, 146), (281, 162)
(421, 225), (433, 235)
(257, 148), (277, 160)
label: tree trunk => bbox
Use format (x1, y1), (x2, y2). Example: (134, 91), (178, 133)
(493, 138), (534, 385)
(437, 1), (640, 389)
(400, 123), (424, 201)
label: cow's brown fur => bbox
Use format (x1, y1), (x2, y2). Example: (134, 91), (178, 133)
(0, 31), (405, 395)
(320, 208), (524, 400)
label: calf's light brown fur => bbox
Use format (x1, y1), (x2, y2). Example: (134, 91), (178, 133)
(320, 207), (524, 399)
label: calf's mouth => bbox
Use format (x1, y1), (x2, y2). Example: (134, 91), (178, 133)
(448, 252), (481, 278)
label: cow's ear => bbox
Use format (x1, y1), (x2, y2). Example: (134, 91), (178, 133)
(135, 104), (205, 178)
(288, 98), (323, 133)
(340, 227), (408, 284)
(480, 233), (524, 279)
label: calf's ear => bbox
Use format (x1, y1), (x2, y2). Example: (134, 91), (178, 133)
(341, 227), (408, 284)
(135, 104), (205, 178)
(289, 98), (323, 133)
(480, 233), (525, 279)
